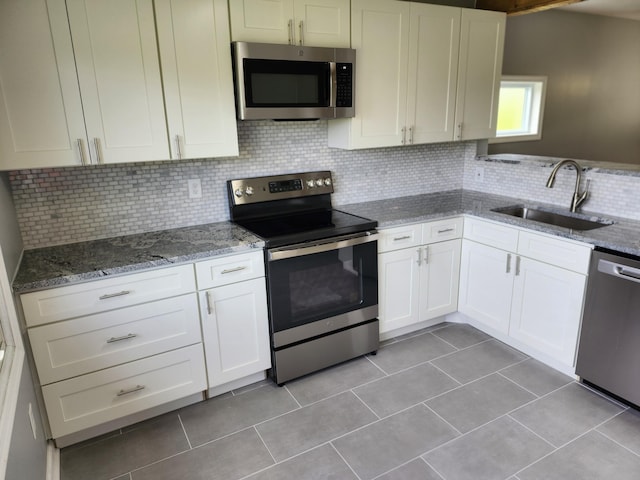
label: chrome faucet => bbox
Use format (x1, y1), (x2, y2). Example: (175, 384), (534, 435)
(545, 160), (589, 212)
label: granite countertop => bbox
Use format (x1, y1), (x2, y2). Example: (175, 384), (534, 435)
(14, 189), (640, 293)
(13, 222), (264, 293)
(338, 189), (640, 257)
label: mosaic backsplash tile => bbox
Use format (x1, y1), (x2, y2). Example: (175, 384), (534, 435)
(10, 121), (471, 249)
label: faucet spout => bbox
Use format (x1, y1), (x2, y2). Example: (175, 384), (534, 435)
(545, 160), (589, 212)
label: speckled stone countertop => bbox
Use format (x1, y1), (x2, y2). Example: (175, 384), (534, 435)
(13, 222), (264, 293)
(14, 189), (640, 293)
(338, 189), (640, 257)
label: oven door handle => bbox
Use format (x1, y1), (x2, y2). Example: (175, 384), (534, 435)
(268, 231), (378, 261)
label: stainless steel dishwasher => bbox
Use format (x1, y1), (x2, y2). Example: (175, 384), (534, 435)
(576, 248), (640, 407)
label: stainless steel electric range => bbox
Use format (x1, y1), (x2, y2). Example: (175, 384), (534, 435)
(228, 171), (379, 385)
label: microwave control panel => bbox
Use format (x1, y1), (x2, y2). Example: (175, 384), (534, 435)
(336, 63), (353, 108)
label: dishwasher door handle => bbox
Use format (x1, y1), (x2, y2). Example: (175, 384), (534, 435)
(598, 259), (640, 283)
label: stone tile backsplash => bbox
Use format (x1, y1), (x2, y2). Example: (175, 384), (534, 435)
(10, 120), (640, 250)
(10, 121), (471, 249)
(463, 154), (640, 221)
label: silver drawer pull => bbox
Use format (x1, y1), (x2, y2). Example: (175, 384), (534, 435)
(99, 290), (131, 300)
(116, 385), (145, 397)
(437, 228), (455, 234)
(393, 235), (411, 241)
(106, 333), (137, 344)
(221, 266), (247, 274)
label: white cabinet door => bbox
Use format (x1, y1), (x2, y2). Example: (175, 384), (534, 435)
(229, 0), (294, 44)
(294, 0), (350, 47)
(200, 278), (270, 387)
(378, 247), (421, 334)
(229, 0), (349, 46)
(454, 9), (505, 141)
(510, 256), (586, 366)
(66, 0), (170, 164)
(407, 3), (460, 144)
(156, 0), (239, 159)
(329, 0), (410, 149)
(458, 240), (512, 335)
(0, 0), (87, 169)
(420, 239), (461, 321)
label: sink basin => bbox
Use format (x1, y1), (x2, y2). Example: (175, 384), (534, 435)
(491, 205), (614, 231)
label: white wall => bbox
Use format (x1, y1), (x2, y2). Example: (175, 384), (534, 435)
(489, 10), (640, 165)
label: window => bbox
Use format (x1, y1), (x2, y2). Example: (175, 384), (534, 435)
(491, 76), (547, 143)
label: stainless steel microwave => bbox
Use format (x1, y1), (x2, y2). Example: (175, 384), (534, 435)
(231, 41), (355, 120)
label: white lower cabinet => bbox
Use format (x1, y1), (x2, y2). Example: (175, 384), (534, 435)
(196, 251), (271, 394)
(458, 217), (591, 371)
(22, 264), (207, 445)
(378, 218), (462, 335)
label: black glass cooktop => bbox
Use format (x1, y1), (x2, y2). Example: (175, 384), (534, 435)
(236, 208), (377, 248)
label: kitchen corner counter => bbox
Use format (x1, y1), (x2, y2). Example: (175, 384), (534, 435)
(13, 222), (264, 293)
(338, 189), (640, 257)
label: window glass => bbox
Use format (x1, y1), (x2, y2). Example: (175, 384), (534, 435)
(492, 76), (547, 143)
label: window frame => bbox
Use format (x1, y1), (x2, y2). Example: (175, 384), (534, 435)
(491, 75), (547, 143)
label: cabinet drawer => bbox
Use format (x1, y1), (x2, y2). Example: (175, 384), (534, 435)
(517, 231), (592, 274)
(422, 217), (463, 244)
(21, 264), (196, 327)
(463, 217), (519, 252)
(42, 344), (206, 439)
(378, 224), (422, 253)
(195, 250), (264, 289)
(29, 294), (202, 385)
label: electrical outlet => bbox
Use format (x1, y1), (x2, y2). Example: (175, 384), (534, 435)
(188, 179), (202, 199)
(28, 403), (37, 440)
(474, 166), (485, 183)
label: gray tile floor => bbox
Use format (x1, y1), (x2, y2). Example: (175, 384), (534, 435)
(60, 323), (640, 480)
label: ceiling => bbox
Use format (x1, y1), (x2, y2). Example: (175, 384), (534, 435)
(558, 0), (640, 21)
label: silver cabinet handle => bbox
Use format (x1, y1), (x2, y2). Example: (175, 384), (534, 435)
(175, 134), (183, 159)
(206, 291), (214, 315)
(116, 385), (145, 397)
(269, 232), (378, 261)
(598, 260), (640, 284)
(456, 123), (462, 140)
(409, 126), (414, 144)
(393, 235), (411, 242)
(298, 20), (304, 45)
(99, 290), (131, 300)
(506, 253), (512, 274)
(416, 248), (422, 266)
(77, 138), (89, 165)
(106, 333), (137, 344)
(401, 127), (406, 145)
(423, 246), (429, 265)
(221, 266), (247, 275)
(437, 228), (455, 234)
(288, 19), (293, 44)
(94, 137), (104, 164)
(515, 256), (521, 276)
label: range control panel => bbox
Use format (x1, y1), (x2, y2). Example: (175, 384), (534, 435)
(228, 171), (334, 205)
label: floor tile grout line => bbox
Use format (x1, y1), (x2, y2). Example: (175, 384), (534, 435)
(426, 360), (465, 387)
(363, 352), (391, 376)
(578, 381), (631, 410)
(421, 457), (447, 480)
(253, 426), (278, 464)
(329, 442), (364, 480)
(177, 414), (193, 450)
(422, 402), (464, 437)
(495, 370), (546, 398)
(370, 455), (443, 480)
(351, 389), (382, 420)
(594, 428), (640, 459)
(283, 384), (303, 409)
(506, 414), (559, 450)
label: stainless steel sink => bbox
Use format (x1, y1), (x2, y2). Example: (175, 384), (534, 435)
(491, 205), (614, 231)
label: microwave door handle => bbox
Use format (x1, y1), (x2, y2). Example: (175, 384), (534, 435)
(329, 62), (337, 108)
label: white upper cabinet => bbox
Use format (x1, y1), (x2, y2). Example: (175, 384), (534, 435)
(328, 1), (505, 149)
(329, 0), (410, 149)
(454, 9), (505, 141)
(0, 0), (87, 169)
(66, 0), (170, 164)
(407, 3), (460, 145)
(229, 0), (350, 47)
(156, 0), (239, 159)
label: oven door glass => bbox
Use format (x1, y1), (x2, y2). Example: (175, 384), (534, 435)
(243, 59), (330, 108)
(267, 238), (377, 335)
